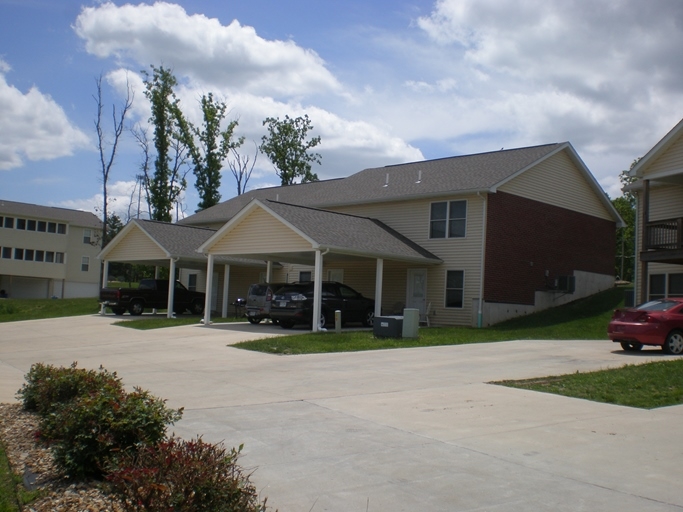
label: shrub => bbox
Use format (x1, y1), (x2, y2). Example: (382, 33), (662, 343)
(43, 386), (183, 479)
(17, 362), (122, 416)
(106, 437), (267, 512)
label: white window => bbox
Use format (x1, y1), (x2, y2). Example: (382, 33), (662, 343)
(83, 229), (92, 244)
(649, 273), (683, 301)
(445, 270), (464, 308)
(430, 201), (466, 239)
(81, 256), (89, 272)
(188, 274), (197, 291)
(299, 271), (312, 282)
(55, 252), (64, 264)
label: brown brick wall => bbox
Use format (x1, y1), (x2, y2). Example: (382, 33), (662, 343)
(484, 191), (615, 305)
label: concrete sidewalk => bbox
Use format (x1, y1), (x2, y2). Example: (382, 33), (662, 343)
(1, 315), (681, 511)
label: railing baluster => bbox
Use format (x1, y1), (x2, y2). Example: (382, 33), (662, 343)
(645, 217), (683, 250)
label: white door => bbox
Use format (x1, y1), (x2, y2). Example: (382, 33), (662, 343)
(406, 269), (427, 314)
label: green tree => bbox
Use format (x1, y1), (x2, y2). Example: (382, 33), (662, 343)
(142, 66), (189, 222)
(613, 161), (639, 282)
(260, 114), (321, 185)
(179, 93), (244, 211)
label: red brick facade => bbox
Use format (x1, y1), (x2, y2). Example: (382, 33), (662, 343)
(484, 191), (615, 305)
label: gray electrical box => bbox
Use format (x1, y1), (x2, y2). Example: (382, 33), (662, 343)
(374, 315), (403, 338)
(402, 308), (419, 338)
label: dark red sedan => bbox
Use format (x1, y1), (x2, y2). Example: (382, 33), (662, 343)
(608, 298), (683, 354)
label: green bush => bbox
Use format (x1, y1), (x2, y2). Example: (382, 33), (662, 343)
(44, 386), (183, 479)
(17, 362), (122, 416)
(106, 437), (267, 512)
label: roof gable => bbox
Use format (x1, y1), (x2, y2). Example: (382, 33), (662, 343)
(199, 199), (441, 264)
(630, 118), (683, 181)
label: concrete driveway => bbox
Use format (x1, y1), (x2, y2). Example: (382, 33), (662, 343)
(1, 315), (682, 511)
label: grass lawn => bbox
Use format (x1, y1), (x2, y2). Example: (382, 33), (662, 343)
(0, 441), (19, 512)
(234, 286), (626, 355)
(0, 298), (99, 323)
(495, 358), (683, 409)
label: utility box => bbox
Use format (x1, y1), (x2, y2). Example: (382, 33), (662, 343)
(374, 315), (403, 338)
(402, 308), (419, 338)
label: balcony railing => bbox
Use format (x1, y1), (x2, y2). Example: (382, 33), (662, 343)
(645, 218), (683, 250)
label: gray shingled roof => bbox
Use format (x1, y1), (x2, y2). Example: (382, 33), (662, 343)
(104, 219), (268, 267)
(180, 143), (564, 226)
(262, 200), (441, 263)
(0, 199), (102, 228)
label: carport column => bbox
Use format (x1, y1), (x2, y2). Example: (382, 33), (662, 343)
(167, 259), (176, 319)
(266, 261), (273, 282)
(221, 265), (230, 318)
(203, 254), (214, 326)
(101, 261), (109, 288)
(312, 250), (323, 333)
(375, 259), (383, 319)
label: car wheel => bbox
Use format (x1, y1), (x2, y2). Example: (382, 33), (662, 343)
(280, 320), (294, 329)
(620, 341), (643, 352)
(318, 311), (327, 329)
(247, 317), (262, 324)
(363, 309), (374, 327)
(129, 300), (144, 316)
(111, 307), (126, 316)
(663, 330), (683, 354)
(190, 300), (204, 315)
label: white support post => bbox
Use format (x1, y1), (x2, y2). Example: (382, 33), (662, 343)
(312, 250), (323, 332)
(375, 258), (384, 319)
(167, 259), (176, 319)
(203, 254), (214, 326)
(102, 260), (109, 288)
(222, 264), (230, 318)
(266, 260), (273, 282)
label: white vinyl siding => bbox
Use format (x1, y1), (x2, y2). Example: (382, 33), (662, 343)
(330, 194), (485, 326)
(210, 208), (312, 254)
(643, 135), (683, 178)
(499, 150), (613, 220)
(105, 226), (167, 261)
(646, 184), (683, 222)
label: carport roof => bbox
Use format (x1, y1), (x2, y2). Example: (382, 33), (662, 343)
(200, 200), (442, 264)
(98, 219), (269, 269)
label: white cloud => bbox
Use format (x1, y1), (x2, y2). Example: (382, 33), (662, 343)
(0, 61), (90, 171)
(74, 2), (342, 98)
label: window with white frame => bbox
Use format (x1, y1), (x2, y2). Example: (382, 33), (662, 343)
(55, 252), (64, 264)
(299, 271), (312, 282)
(430, 201), (466, 239)
(83, 229), (92, 244)
(188, 274), (197, 291)
(650, 273), (683, 301)
(81, 256), (89, 272)
(445, 270), (464, 308)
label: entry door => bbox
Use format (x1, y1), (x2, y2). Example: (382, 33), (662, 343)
(406, 269), (427, 314)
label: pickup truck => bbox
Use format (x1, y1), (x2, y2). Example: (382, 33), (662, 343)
(100, 279), (205, 316)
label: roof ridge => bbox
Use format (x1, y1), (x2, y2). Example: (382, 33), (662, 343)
(264, 199), (376, 222)
(137, 218), (216, 232)
(381, 142), (564, 169)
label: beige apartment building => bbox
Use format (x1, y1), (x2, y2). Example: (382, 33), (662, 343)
(0, 200), (102, 299)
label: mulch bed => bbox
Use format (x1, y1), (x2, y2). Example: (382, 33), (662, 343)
(0, 403), (124, 512)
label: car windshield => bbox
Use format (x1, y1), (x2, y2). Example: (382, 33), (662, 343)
(637, 300), (680, 311)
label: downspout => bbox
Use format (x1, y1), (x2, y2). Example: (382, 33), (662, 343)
(477, 192), (487, 328)
(633, 193), (640, 304)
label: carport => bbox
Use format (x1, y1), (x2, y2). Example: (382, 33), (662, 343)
(98, 219), (268, 318)
(197, 199), (441, 331)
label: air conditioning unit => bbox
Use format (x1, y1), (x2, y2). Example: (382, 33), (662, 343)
(555, 275), (576, 293)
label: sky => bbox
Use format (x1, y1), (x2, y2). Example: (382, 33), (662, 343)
(2, 0), (683, 221)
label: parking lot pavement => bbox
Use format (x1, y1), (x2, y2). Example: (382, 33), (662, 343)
(1, 315), (681, 511)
